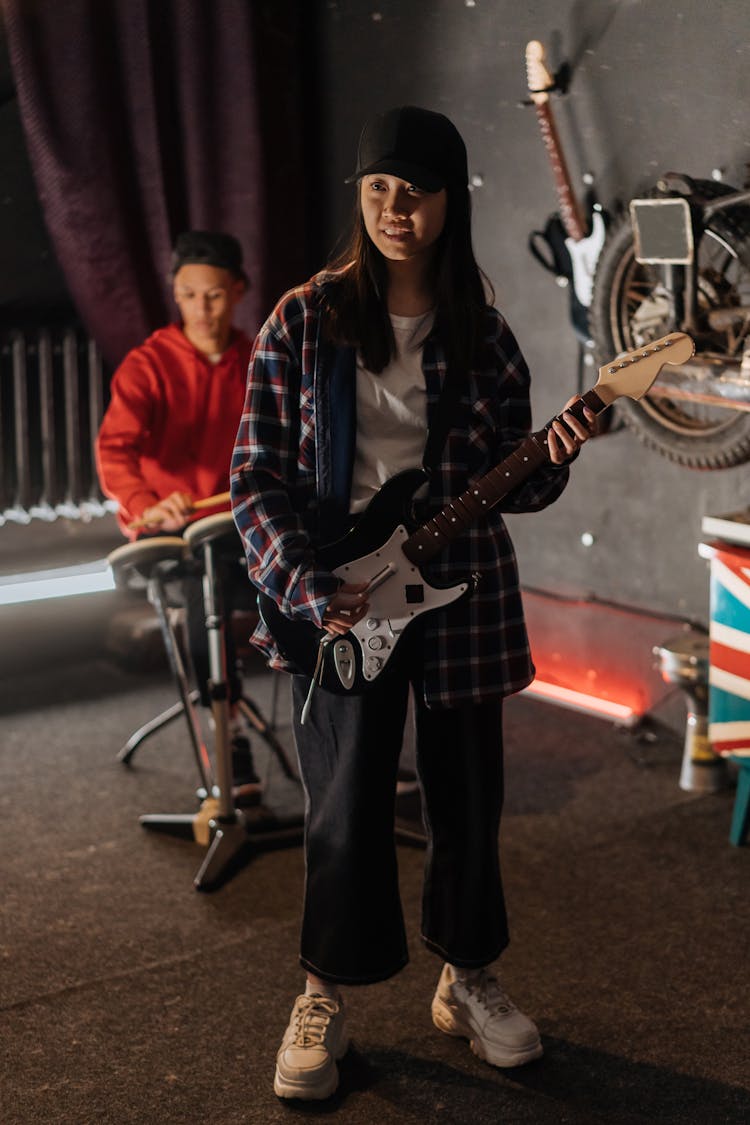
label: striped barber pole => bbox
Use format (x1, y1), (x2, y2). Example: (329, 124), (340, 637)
(706, 542), (750, 758)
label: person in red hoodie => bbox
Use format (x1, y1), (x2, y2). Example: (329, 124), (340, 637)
(96, 230), (259, 802)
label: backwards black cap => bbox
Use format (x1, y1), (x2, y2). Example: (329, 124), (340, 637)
(345, 105), (468, 193)
(171, 231), (247, 282)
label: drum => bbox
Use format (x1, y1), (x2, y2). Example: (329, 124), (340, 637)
(107, 536), (188, 592)
(182, 511), (240, 556)
(654, 630), (708, 691)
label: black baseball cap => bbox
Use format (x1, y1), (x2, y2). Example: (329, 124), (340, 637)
(171, 231), (247, 282)
(345, 105), (468, 193)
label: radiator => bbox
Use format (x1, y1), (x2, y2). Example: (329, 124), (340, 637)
(0, 324), (115, 526)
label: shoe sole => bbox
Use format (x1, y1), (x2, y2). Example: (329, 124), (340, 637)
(431, 997), (543, 1068)
(273, 1036), (350, 1101)
(273, 1066), (339, 1101)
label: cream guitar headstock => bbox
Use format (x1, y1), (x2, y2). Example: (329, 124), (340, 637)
(525, 40), (554, 107)
(594, 333), (695, 406)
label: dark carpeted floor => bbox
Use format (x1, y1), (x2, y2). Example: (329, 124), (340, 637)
(1, 634), (748, 1124)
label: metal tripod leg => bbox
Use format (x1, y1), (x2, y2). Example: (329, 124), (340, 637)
(118, 691), (201, 764)
(193, 806), (304, 890)
(237, 694), (298, 780)
(145, 571), (214, 793)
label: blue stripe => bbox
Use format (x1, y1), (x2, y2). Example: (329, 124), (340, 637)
(709, 683), (750, 724)
(711, 572), (750, 632)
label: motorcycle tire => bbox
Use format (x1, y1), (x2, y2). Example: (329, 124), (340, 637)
(589, 179), (750, 469)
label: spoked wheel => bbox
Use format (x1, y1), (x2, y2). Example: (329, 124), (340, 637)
(590, 181), (750, 468)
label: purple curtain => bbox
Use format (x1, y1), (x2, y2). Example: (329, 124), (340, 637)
(3, 0), (309, 366)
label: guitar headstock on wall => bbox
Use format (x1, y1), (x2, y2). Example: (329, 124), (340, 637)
(594, 333), (695, 406)
(525, 39), (555, 107)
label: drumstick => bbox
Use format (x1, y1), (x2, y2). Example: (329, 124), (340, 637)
(192, 490), (231, 511)
(127, 490), (231, 531)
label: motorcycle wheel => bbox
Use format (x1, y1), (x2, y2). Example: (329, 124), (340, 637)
(589, 181), (750, 468)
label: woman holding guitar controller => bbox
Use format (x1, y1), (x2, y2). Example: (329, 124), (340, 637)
(230, 105), (596, 1100)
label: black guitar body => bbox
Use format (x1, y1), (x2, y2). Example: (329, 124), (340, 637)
(257, 469), (470, 694)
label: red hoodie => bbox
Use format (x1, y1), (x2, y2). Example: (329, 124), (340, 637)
(96, 323), (252, 538)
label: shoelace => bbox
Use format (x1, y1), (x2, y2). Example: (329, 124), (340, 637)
(292, 995), (339, 1047)
(461, 969), (514, 1016)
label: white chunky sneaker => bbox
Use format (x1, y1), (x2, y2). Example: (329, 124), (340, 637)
(274, 993), (349, 1100)
(431, 963), (543, 1068)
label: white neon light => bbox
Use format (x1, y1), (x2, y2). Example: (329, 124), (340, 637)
(523, 678), (638, 725)
(0, 560), (115, 606)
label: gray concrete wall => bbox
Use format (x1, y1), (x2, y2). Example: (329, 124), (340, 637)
(314, 0), (750, 624)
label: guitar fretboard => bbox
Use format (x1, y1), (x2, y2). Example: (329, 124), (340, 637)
(402, 389), (606, 564)
(535, 102), (587, 242)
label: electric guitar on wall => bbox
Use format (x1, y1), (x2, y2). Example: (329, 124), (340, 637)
(525, 39), (606, 315)
(258, 332), (695, 705)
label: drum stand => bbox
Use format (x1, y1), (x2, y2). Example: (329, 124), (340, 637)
(138, 516), (303, 890)
(107, 539), (214, 794)
(117, 692), (201, 767)
(118, 655), (284, 768)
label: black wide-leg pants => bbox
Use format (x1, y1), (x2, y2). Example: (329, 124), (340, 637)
(291, 661), (509, 985)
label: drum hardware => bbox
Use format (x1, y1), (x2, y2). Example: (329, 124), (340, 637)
(107, 537), (215, 796)
(114, 606), (284, 771)
(235, 695), (296, 781)
(653, 630), (728, 793)
(135, 512), (303, 891)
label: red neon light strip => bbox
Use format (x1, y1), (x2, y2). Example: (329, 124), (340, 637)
(524, 678), (638, 723)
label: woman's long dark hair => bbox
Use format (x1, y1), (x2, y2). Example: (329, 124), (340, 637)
(320, 180), (494, 377)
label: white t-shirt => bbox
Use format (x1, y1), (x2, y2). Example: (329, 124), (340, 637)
(349, 311), (434, 514)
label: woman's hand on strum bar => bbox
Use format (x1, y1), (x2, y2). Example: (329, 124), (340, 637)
(323, 582), (370, 635)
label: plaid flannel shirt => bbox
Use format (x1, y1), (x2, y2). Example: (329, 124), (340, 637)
(231, 275), (571, 707)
